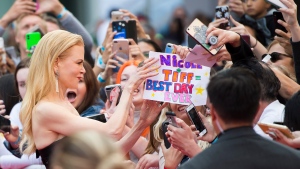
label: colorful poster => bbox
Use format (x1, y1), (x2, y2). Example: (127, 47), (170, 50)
(143, 51), (211, 106)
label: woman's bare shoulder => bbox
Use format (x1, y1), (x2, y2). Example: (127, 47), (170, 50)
(33, 100), (71, 117)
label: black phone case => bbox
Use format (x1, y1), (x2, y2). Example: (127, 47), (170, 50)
(162, 121), (171, 149)
(87, 114), (107, 123)
(273, 11), (288, 37)
(0, 115), (11, 133)
(126, 20), (138, 43)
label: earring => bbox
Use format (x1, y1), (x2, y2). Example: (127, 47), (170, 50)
(55, 71), (59, 93)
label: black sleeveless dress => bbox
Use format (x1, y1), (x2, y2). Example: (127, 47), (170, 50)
(36, 138), (65, 168)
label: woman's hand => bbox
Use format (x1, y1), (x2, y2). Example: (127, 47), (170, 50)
(125, 57), (160, 92)
(161, 142), (184, 169)
(128, 39), (146, 61)
(206, 27), (241, 49)
(173, 45), (190, 60)
(139, 100), (167, 126)
(0, 0), (36, 28)
(119, 9), (148, 39)
(136, 154), (159, 169)
(268, 128), (294, 147)
(166, 117), (201, 158)
(208, 18), (230, 30)
(194, 112), (217, 143)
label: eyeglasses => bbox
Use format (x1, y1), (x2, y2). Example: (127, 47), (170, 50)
(261, 52), (291, 63)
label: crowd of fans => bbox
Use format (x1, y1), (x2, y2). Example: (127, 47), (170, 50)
(0, 0), (300, 168)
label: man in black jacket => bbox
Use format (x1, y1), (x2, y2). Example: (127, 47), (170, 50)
(180, 30), (300, 169)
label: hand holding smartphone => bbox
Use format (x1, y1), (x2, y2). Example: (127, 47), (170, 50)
(215, 5), (230, 30)
(112, 39), (130, 60)
(273, 11), (288, 37)
(26, 32), (41, 57)
(0, 115), (11, 133)
(185, 103), (207, 137)
(186, 18), (223, 55)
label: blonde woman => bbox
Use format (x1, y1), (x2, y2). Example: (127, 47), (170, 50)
(51, 131), (133, 169)
(20, 30), (161, 168)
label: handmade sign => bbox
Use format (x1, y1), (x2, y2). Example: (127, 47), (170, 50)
(143, 51), (211, 106)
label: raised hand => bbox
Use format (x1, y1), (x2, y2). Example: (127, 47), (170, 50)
(139, 100), (167, 126)
(161, 142), (184, 169)
(119, 9), (148, 39)
(208, 18), (230, 30)
(125, 57), (160, 91)
(167, 117), (201, 158)
(173, 45), (190, 60)
(128, 39), (146, 60)
(35, 0), (64, 16)
(206, 27), (241, 50)
(0, 0), (36, 28)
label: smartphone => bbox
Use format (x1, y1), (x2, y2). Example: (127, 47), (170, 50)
(162, 121), (171, 149)
(26, 32), (41, 57)
(126, 20), (138, 43)
(112, 21), (127, 39)
(267, 0), (288, 9)
(28, 25), (44, 37)
(0, 37), (6, 64)
(241, 35), (250, 46)
(5, 46), (17, 62)
(111, 11), (124, 21)
(0, 115), (11, 133)
(187, 35), (198, 49)
(273, 11), (288, 37)
(186, 18), (223, 55)
(105, 84), (122, 106)
(112, 39), (129, 60)
(86, 114), (107, 123)
(165, 43), (175, 54)
(215, 5), (230, 30)
(186, 103), (207, 137)
(258, 122), (294, 139)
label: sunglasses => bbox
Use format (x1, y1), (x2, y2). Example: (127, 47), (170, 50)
(261, 52), (291, 63)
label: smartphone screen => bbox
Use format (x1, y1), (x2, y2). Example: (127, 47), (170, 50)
(105, 84), (122, 106)
(215, 5), (230, 30)
(0, 115), (11, 133)
(86, 114), (107, 123)
(166, 111), (177, 127)
(26, 32), (41, 57)
(186, 104), (207, 136)
(112, 21), (127, 39)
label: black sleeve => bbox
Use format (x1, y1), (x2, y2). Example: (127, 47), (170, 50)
(291, 39), (300, 84)
(225, 35), (255, 63)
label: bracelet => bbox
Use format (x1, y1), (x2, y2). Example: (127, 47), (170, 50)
(10, 134), (21, 146)
(96, 55), (106, 69)
(209, 136), (218, 144)
(251, 38), (257, 48)
(97, 73), (106, 83)
(56, 7), (67, 19)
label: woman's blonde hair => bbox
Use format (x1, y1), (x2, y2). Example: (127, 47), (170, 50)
(153, 106), (170, 143)
(50, 131), (125, 169)
(20, 30), (84, 154)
